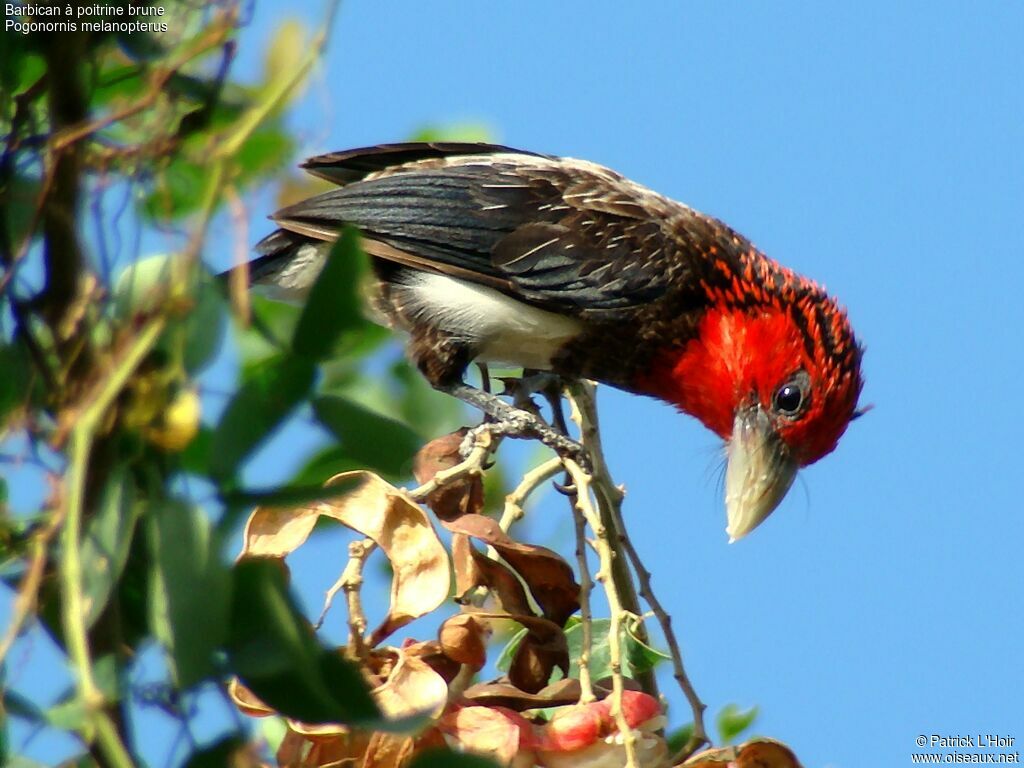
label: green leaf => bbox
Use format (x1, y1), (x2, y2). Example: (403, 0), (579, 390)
(1, 174), (41, 258)
(181, 271), (228, 374)
(179, 425), (213, 475)
(81, 466), (139, 628)
(221, 474), (362, 509)
(390, 358), (464, 437)
(245, 295), (303, 354)
(209, 352), (316, 480)
(291, 227), (368, 360)
(716, 703), (759, 745)
(143, 159), (207, 220)
(562, 618), (670, 681)
(666, 723), (695, 754)
(0, 342), (32, 425)
(3, 689), (45, 724)
(113, 255), (226, 374)
(496, 627), (528, 673)
(234, 125), (294, 185)
(226, 559), (385, 726)
(288, 444), (366, 488)
(408, 123), (494, 143)
(312, 394), (422, 477)
(181, 734), (248, 768)
(408, 749), (502, 768)
(147, 500), (230, 687)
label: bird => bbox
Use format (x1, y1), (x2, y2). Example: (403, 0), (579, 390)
(245, 142), (864, 541)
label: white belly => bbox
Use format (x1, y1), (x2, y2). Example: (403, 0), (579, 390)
(396, 272), (583, 369)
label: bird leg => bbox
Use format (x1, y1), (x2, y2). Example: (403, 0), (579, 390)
(441, 380), (590, 470)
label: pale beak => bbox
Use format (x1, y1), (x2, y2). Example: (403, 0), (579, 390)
(724, 405), (798, 542)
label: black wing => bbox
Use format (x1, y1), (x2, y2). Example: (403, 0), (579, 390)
(268, 144), (705, 312)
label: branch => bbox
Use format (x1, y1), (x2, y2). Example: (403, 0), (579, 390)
(60, 317), (165, 768)
(567, 381), (709, 758)
(566, 382), (657, 696)
(563, 456), (640, 767)
(571, 493), (596, 704)
(619, 527), (709, 759)
(498, 456), (562, 531)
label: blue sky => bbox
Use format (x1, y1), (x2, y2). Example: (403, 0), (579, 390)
(5, 2), (1024, 766)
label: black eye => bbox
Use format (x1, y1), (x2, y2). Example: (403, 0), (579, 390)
(774, 381), (805, 416)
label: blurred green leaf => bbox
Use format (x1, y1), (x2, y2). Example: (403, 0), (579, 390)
(147, 500), (230, 687)
(181, 272), (228, 373)
(179, 425), (213, 475)
(115, 30), (167, 61)
(237, 295), (302, 366)
(287, 444), (366, 488)
(0, 342), (33, 425)
(263, 20), (307, 97)
(312, 394), (421, 477)
(390, 357), (464, 437)
(143, 159), (206, 221)
(716, 703), (759, 745)
(181, 734), (248, 768)
(409, 749), (502, 768)
(44, 698), (87, 732)
(227, 559), (383, 726)
(2, 174), (41, 255)
(292, 227), (368, 360)
(209, 352), (315, 480)
(92, 63), (147, 105)
(666, 723), (695, 754)
(82, 466), (139, 628)
(408, 123), (494, 143)
(234, 124), (293, 185)
(221, 474), (362, 508)
(3, 689), (45, 724)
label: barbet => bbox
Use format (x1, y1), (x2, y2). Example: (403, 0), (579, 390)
(247, 143), (864, 540)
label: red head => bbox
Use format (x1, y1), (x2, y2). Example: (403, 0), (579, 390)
(640, 253), (863, 540)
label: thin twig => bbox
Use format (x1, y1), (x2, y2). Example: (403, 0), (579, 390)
(619, 529), (708, 760)
(571, 493), (596, 704)
(563, 456), (639, 767)
(407, 429), (496, 503)
(566, 382), (658, 696)
(51, 19), (237, 153)
(324, 538), (375, 660)
(498, 456), (562, 531)
(0, 504), (65, 665)
(567, 382), (708, 757)
(61, 318), (165, 768)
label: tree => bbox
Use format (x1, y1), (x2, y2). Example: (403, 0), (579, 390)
(1, 3), (794, 767)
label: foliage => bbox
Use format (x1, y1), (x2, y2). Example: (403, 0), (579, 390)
(0, 4), (796, 768)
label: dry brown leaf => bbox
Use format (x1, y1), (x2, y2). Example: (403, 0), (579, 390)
(439, 705), (539, 768)
(438, 614), (489, 670)
(462, 678), (582, 711)
(413, 429), (484, 521)
(359, 732), (416, 768)
(467, 547), (534, 616)
(239, 472), (450, 645)
(371, 646), (449, 722)
(400, 639), (463, 684)
(227, 678), (275, 718)
(451, 533), (479, 599)
(505, 614), (569, 694)
(444, 515), (580, 625)
(683, 739), (803, 768)
(315, 472), (451, 645)
(240, 506), (320, 559)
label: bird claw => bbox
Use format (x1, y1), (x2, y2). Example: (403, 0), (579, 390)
(444, 379), (591, 471)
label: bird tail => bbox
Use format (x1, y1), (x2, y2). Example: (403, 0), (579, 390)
(218, 229), (328, 298)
